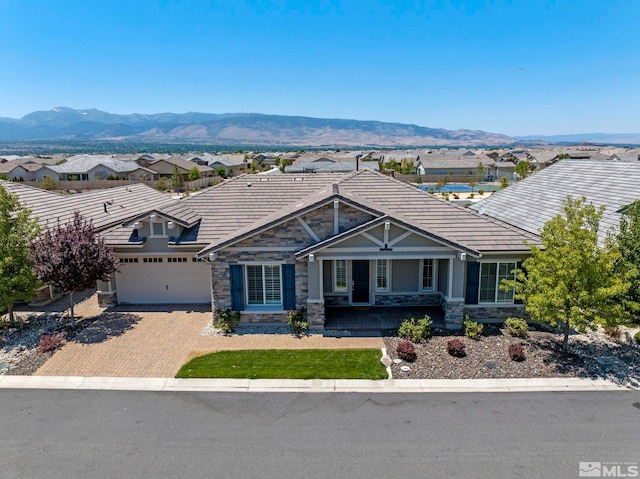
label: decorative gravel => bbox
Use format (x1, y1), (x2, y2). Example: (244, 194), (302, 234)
(0, 313), (68, 376)
(384, 325), (640, 388)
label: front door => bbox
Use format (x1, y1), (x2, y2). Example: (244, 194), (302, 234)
(351, 260), (370, 304)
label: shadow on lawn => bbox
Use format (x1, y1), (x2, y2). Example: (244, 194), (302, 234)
(67, 312), (142, 345)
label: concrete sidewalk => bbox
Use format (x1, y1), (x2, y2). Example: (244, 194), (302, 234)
(0, 375), (630, 393)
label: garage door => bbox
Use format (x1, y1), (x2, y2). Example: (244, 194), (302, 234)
(115, 256), (211, 304)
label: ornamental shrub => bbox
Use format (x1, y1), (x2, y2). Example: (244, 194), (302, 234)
(447, 338), (466, 357)
(397, 315), (432, 343)
(215, 308), (240, 333)
(396, 340), (417, 362)
(463, 316), (483, 340)
(508, 343), (526, 362)
(37, 332), (65, 354)
(287, 308), (309, 336)
(634, 331), (640, 345)
(505, 317), (529, 338)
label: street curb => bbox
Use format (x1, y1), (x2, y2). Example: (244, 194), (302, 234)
(0, 375), (632, 393)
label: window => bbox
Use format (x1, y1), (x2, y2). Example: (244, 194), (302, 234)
(167, 257), (187, 263)
(334, 260), (347, 292)
(421, 259), (435, 291)
(142, 257), (163, 263)
(376, 259), (389, 292)
(246, 264), (282, 306)
(119, 257), (138, 264)
(479, 262), (516, 303)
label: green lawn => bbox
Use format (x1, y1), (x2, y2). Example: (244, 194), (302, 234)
(176, 348), (388, 379)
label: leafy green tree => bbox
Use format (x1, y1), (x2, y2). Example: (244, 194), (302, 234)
(499, 176), (509, 188)
(476, 162), (485, 182)
(171, 165), (184, 192)
(0, 185), (41, 325)
(215, 166), (228, 178)
(514, 160), (532, 179)
(41, 176), (58, 191)
(507, 197), (630, 353)
(188, 166), (201, 182)
(155, 177), (168, 191)
(30, 212), (118, 328)
(616, 200), (640, 319)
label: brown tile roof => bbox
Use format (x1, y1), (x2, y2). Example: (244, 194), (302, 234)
(178, 170), (538, 255)
(1, 180), (176, 231)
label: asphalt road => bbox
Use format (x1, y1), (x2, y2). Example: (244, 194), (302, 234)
(0, 390), (638, 479)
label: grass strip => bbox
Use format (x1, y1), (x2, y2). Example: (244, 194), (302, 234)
(176, 348), (387, 379)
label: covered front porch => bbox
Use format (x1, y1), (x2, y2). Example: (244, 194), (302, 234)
(324, 306), (445, 332)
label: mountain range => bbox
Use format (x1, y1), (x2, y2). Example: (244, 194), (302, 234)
(0, 107), (515, 147)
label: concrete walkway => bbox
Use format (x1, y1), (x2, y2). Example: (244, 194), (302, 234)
(35, 295), (383, 378)
(0, 375), (629, 392)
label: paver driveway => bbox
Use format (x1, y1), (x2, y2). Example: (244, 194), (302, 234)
(36, 295), (384, 378)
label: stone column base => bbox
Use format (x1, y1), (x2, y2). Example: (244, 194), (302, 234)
(306, 301), (325, 328)
(97, 291), (117, 308)
(444, 300), (464, 329)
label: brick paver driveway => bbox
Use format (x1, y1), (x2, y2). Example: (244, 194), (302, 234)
(36, 295), (384, 378)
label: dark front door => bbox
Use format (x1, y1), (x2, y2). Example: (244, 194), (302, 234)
(351, 260), (370, 304)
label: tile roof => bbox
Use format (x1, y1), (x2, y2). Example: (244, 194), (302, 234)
(48, 155), (137, 174)
(1, 180), (176, 231)
(470, 159), (640, 242)
(181, 170), (538, 255)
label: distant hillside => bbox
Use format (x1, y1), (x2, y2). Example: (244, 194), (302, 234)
(0, 107), (515, 147)
(516, 133), (640, 145)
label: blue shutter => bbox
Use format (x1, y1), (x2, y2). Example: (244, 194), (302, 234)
(230, 265), (244, 311)
(465, 262), (480, 305)
(282, 264), (296, 311)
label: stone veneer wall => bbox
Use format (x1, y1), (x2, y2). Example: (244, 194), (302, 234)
(374, 293), (442, 307)
(324, 295), (350, 307)
(444, 300), (464, 329)
(463, 305), (530, 322)
(97, 291), (117, 308)
(211, 204), (375, 325)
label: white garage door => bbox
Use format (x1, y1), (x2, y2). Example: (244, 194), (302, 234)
(115, 256), (211, 304)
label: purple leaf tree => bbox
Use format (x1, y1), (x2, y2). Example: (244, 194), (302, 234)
(29, 211), (118, 328)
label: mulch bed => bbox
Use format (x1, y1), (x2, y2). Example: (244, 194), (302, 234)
(383, 325), (639, 387)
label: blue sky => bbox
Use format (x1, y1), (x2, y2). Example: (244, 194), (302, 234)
(1, 0), (638, 136)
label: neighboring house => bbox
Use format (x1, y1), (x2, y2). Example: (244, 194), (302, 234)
(99, 170), (539, 329)
(46, 154), (138, 180)
(146, 158), (215, 180)
(208, 155), (242, 176)
(414, 154), (498, 180)
(127, 166), (159, 181)
(470, 159), (640, 244)
(1, 180), (175, 304)
(0, 162), (54, 181)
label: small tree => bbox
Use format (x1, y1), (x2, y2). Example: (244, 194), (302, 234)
(499, 176), (509, 189)
(171, 165), (184, 192)
(508, 197), (630, 353)
(514, 160), (532, 179)
(476, 162), (485, 182)
(188, 166), (201, 182)
(155, 177), (168, 191)
(41, 176), (58, 191)
(617, 200), (640, 319)
(30, 212), (118, 328)
(215, 166), (228, 178)
(0, 185), (41, 325)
